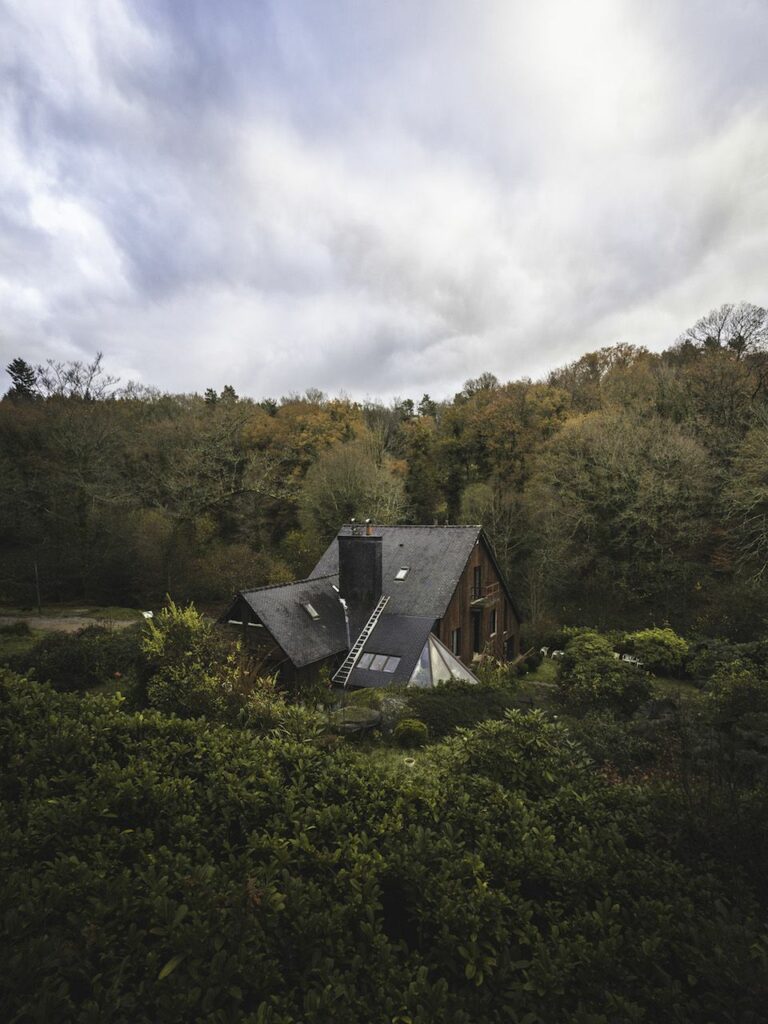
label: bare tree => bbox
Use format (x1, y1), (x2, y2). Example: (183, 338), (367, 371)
(678, 302), (768, 359)
(36, 352), (120, 399)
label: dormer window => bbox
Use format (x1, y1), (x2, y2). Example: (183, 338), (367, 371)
(394, 567), (410, 581)
(302, 603), (320, 620)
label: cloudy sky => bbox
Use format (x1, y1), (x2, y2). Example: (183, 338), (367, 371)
(1, 0), (767, 401)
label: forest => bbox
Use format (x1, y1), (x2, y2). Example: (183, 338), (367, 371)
(3, 300), (768, 637)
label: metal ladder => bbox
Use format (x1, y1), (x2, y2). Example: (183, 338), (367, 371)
(332, 595), (390, 687)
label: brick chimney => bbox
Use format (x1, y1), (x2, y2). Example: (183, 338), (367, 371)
(338, 525), (382, 610)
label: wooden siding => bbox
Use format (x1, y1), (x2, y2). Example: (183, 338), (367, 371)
(436, 538), (520, 665)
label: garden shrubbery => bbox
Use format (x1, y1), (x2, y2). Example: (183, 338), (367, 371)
(403, 680), (518, 737)
(625, 626), (689, 676)
(392, 717), (428, 748)
(556, 630), (651, 715)
(1, 673), (767, 1023)
(8, 624), (143, 692)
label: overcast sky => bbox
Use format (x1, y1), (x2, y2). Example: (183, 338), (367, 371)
(1, 0), (767, 402)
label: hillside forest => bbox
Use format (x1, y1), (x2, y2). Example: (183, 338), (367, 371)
(3, 300), (768, 638)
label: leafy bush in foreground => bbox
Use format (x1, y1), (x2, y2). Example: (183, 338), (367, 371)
(1, 674), (767, 1023)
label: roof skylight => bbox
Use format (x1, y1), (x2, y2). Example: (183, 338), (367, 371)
(394, 567), (410, 580)
(302, 602), (320, 620)
(357, 653), (401, 673)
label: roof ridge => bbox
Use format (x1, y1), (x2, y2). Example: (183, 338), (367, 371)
(339, 524), (481, 530)
(240, 573), (338, 595)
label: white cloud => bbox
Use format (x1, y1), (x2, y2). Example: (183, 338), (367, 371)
(1, 0), (767, 400)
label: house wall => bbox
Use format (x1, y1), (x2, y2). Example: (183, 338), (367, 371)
(437, 539), (520, 664)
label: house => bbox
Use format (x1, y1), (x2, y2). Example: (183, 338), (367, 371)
(220, 523), (521, 688)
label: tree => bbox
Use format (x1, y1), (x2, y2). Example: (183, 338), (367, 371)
(3, 358), (38, 400)
(35, 352), (119, 400)
(678, 302), (768, 359)
(299, 438), (406, 541)
(726, 421), (768, 579)
(524, 411), (716, 627)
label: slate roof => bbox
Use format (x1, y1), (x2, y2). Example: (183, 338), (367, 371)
(310, 525), (483, 618)
(222, 524), (520, 672)
(345, 614), (436, 689)
(225, 574), (347, 669)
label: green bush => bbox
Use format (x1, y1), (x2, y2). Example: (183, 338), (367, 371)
(8, 625), (143, 692)
(706, 660), (768, 721)
(557, 631), (651, 715)
(404, 680), (517, 738)
(626, 627), (689, 676)
(393, 717), (428, 748)
(1, 676), (767, 1023)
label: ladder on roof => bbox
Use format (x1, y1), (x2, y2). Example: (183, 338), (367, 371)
(332, 595), (390, 687)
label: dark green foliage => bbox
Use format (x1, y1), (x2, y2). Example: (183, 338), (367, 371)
(404, 680), (517, 737)
(1, 676), (767, 1023)
(0, 620), (32, 636)
(626, 627), (689, 676)
(8, 625), (143, 692)
(392, 718), (428, 748)
(557, 631), (652, 715)
(3, 356), (38, 400)
(706, 660), (768, 721)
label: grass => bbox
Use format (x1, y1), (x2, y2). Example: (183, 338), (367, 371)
(651, 675), (704, 704)
(0, 603), (143, 621)
(0, 632), (40, 662)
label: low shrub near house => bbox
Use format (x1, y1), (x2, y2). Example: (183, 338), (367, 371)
(625, 626), (689, 676)
(404, 680), (517, 738)
(1, 674), (767, 1023)
(393, 717), (428, 748)
(556, 631), (651, 715)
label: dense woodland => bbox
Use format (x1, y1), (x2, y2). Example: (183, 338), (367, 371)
(3, 301), (768, 636)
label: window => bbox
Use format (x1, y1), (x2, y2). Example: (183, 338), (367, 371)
(503, 601), (508, 633)
(451, 628), (461, 656)
(473, 565), (482, 598)
(489, 608), (497, 636)
(302, 603), (319, 620)
(472, 610), (483, 653)
(358, 652), (400, 673)
(394, 567), (410, 581)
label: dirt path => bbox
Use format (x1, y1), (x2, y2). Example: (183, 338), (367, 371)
(0, 614), (138, 634)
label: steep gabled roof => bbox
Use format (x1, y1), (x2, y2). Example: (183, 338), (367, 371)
(221, 574), (347, 669)
(310, 525), (482, 618)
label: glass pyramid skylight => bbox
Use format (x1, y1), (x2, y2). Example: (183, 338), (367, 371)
(407, 634), (479, 688)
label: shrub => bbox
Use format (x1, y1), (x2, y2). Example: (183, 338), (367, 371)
(8, 625), (143, 692)
(626, 627), (689, 676)
(404, 680), (517, 738)
(440, 709), (592, 797)
(557, 631), (651, 715)
(1, 678), (768, 1023)
(706, 660), (768, 721)
(393, 718), (428, 748)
